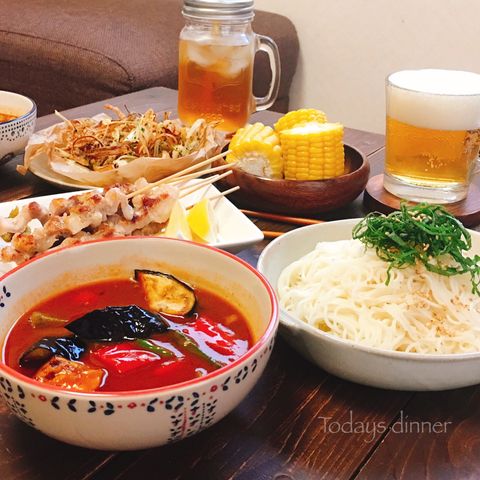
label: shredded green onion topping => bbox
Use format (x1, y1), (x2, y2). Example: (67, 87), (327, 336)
(352, 203), (480, 295)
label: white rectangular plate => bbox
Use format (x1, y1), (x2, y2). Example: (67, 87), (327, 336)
(0, 184), (264, 274)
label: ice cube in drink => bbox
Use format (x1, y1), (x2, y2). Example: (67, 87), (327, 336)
(178, 38), (255, 132)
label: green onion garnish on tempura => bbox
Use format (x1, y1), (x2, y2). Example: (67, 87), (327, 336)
(352, 203), (480, 295)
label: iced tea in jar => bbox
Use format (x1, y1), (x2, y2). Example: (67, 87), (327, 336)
(178, 0), (280, 132)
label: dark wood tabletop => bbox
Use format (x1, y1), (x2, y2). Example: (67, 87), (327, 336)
(1, 87), (479, 480)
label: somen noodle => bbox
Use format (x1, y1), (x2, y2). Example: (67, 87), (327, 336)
(278, 239), (480, 354)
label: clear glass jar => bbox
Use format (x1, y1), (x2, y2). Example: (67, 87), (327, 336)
(178, 0), (281, 132)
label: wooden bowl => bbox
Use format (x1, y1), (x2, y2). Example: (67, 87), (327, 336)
(224, 145), (369, 216)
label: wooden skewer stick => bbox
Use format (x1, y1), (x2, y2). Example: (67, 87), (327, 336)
(178, 173), (220, 198)
(166, 162), (237, 186)
(54, 110), (74, 128)
(240, 209), (323, 226)
(179, 174), (220, 196)
(185, 186), (241, 210)
(208, 186), (240, 201)
(126, 150), (231, 199)
(179, 170), (234, 199)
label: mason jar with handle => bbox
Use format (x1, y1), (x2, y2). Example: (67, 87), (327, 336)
(178, 0), (281, 132)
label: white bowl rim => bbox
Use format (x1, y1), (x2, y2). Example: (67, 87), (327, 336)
(258, 217), (480, 362)
(0, 90), (37, 124)
(0, 236), (279, 398)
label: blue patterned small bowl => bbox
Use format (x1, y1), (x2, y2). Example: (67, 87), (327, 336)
(0, 91), (37, 165)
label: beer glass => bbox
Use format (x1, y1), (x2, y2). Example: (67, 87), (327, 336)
(178, 0), (281, 133)
(384, 69), (480, 203)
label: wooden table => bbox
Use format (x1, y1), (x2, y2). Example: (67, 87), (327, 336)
(1, 88), (479, 480)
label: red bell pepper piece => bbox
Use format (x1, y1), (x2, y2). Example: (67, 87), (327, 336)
(187, 316), (237, 357)
(92, 342), (164, 374)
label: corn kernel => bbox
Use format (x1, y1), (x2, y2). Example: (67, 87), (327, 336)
(279, 122), (345, 180)
(227, 123), (283, 179)
(274, 109), (328, 133)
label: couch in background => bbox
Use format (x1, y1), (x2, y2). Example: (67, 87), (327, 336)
(0, 0), (299, 116)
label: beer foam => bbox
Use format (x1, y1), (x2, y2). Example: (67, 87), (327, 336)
(387, 69), (480, 130)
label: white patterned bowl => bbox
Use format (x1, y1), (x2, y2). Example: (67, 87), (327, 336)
(0, 237), (278, 450)
(0, 91), (36, 164)
(258, 219), (480, 391)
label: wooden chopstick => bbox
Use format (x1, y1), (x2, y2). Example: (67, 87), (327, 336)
(262, 230), (285, 239)
(241, 209), (323, 226)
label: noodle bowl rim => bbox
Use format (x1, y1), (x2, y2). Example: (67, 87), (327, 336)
(281, 309), (480, 361)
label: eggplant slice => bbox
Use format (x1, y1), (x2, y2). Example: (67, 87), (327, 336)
(20, 336), (86, 367)
(135, 270), (196, 316)
(66, 305), (167, 342)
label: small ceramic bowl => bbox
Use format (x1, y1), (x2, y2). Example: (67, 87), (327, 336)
(222, 145), (369, 216)
(0, 237), (278, 450)
(0, 91), (37, 164)
(258, 219), (480, 391)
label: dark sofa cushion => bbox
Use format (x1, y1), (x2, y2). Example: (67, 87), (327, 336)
(0, 0), (298, 116)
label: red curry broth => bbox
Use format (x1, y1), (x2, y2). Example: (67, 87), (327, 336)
(4, 278), (253, 392)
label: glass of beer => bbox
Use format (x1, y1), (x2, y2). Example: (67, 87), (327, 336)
(384, 69), (480, 203)
(178, 0), (280, 133)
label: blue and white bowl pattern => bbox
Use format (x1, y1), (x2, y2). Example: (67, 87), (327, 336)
(0, 91), (37, 163)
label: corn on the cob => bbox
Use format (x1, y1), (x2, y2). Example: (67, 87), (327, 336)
(226, 123), (283, 178)
(280, 122), (344, 180)
(274, 109), (327, 133)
